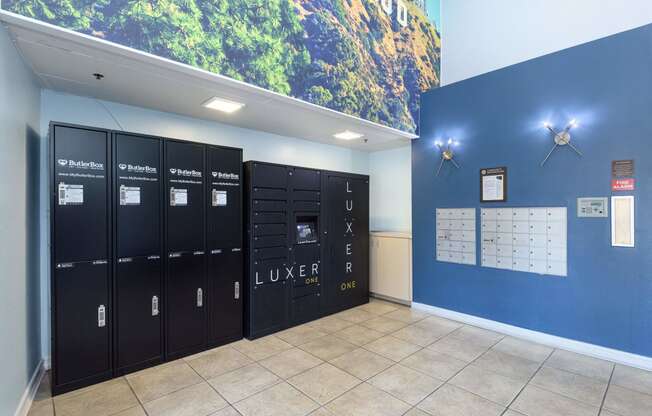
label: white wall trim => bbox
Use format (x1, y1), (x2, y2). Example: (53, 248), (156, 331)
(412, 302), (652, 371)
(14, 359), (45, 416)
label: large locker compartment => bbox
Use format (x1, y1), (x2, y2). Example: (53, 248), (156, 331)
(322, 172), (370, 314)
(244, 162), (290, 338)
(165, 140), (206, 359)
(51, 123), (112, 394)
(113, 133), (163, 375)
(206, 145), (244, 347)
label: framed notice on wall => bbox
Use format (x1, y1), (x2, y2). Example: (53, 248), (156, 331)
(480, 167), (507, 202)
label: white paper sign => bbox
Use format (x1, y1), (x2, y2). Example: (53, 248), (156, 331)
(58, 183), (84, 205)
(482, 175), (504, 201)
(120, 185), (141, 206)
(212, 189), (227, 207)
(170, 188), (188, 206)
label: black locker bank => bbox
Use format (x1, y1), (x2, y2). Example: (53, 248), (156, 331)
(50, 123), (243, 394)
(244, 161), (369, 339)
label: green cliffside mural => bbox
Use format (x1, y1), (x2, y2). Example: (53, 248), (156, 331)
(3, 0), (440, 133)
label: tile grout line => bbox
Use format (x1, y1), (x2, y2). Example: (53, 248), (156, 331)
(410, 329), (507, 414)
(499, 347), (556, 415)
(598, 364), (616, 415)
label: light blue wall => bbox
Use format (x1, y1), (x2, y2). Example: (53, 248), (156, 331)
(369, 146), (412, 232)
(414, 24), (652, 357)
(0, 25), (42, 416)
(38, 89), (371, 359)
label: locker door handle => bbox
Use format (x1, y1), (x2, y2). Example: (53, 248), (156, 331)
(152, 296), (159, 316)
(197, 288), (203, 307)
(98, 305), (106, 328)
(234, 282), (240, 300)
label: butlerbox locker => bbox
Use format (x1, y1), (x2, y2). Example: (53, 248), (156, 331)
(164, 140), (206, 359)
(244, 161), (369, 339)
(51, 123), (112, 394)
(113, 133), (163, 375)
(206, 145), (244, 346)
(51, 122), (245, 394)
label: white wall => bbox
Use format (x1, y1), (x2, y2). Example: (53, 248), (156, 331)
(0, 25), (42, 416)
(38, 89), (371, 359)
(441, 0), (652, 85)
(369, 146), (411, 232)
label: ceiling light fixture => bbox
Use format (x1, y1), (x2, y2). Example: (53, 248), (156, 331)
(435, 138), (460, 176)
(202, 97), (245, 114)
(334, 130), (364, 141)
(540, 119), (582, 166)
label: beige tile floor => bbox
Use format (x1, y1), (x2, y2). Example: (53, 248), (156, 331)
(28, 298), (652, 416)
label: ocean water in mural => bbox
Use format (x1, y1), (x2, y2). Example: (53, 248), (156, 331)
(3, 0), (440, 133)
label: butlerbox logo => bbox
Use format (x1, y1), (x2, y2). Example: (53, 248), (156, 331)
(170, 168), (202, 178)
(212, 171), (239, 180)
(59, 159), (104, 170)
(121, 164), (157, 174)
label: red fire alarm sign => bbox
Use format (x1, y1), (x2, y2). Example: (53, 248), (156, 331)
(612, 178), (635, 191)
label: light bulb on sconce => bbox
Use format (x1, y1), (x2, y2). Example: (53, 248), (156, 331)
(540, 119), (583, 166)
(435, 138), (460, 176)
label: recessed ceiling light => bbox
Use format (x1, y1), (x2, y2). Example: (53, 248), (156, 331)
(333, 130), (364, 140)
(202, 97), (245, 114)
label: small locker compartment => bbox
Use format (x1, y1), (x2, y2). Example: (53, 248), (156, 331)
(250, 163), (288, 189)
(252, 212), (286, 224)
(114, 256), (162, 374)
(207, 146), (242, 249)
(53, 261), (111, 393)
(253, 235), (287, 248)
(253, 200), (287, 212)
(291, 293), (321, 325)
(165, 141), (205, 252)
(252, 188), (287, 200)
(249, 281), (289, 338)
(52, 124), (109, 263)
(290, 167), (320, 191)
(207, 250), (243, 346)
(253, 246), (288, 261)
(166, 253), (206, 358)
(114, 133), (161, 258)
(253, 223), (286, 236)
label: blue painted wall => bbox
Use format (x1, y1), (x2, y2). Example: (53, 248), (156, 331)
(413, 23), (652, 357)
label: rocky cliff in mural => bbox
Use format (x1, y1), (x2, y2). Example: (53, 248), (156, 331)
(3, 0), (440, 133)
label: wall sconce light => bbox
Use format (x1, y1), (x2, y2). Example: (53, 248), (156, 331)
(540, 119), (583, 166)
(435, 138), (460, 176)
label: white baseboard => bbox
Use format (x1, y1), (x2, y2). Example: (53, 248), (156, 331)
(412, 302), (652, 371)
(14, 359), (45, 416)
(43, 356), (51, 371)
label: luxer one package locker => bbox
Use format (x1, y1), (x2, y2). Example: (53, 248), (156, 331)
(244, 161), (369, 339)
(51, 122), (243, 394)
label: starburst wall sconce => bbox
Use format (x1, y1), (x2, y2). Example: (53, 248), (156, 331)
(435, 138), (460, 176)
(540, 119), (583, 166)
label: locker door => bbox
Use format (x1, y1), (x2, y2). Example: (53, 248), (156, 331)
(167, 253), (206, 357)
(207, 250), (243, 345)
(324, 176), (369, 313)
(207, 146), (242, 249)
(115, 257), (162, 373)
(251, 281), (289, 337)
(165, 141), (205, 252)
(54, 262), (111, 390)
(53, 125), (109, 263)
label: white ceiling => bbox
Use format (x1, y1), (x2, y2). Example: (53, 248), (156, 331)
(0, 11), (418, 152)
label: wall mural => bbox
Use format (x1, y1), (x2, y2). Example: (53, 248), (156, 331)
(3, 0), (441, 134)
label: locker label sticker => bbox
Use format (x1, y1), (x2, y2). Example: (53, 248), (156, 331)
(58, 183), (84, 205)
(212, 189), (227, 206)
(170, 188), (188, 206)
(120, 185), (141, 206)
